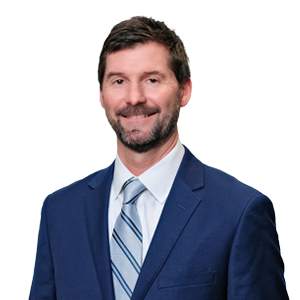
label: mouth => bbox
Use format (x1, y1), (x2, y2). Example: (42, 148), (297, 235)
(117, 104), (159, 119)
(123, 113), (156, 119)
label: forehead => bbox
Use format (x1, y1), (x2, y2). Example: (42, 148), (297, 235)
(105, 42), (171, 75)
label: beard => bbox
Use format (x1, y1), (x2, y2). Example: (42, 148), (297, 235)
(106, 92), (181, 153)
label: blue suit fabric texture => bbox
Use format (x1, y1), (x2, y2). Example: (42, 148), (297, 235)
(29, 146), (289, 300)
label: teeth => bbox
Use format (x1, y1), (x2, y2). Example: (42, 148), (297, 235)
(127, 115), (148, 118)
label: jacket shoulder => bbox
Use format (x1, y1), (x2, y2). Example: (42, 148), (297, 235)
(45, 162), (114, 207)
(204, 164), (261, 196)
(182, 146), (263, 202)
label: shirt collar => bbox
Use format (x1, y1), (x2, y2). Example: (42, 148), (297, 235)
(111, 140), (185, 204)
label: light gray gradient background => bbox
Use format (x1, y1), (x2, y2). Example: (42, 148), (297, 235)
(27, 13), (291, 293)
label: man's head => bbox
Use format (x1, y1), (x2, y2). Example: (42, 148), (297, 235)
(98, 16), (190, 90)
(99, 17), (192, 154)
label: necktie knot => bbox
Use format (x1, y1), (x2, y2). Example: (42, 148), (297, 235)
(122, 178), (146, 205)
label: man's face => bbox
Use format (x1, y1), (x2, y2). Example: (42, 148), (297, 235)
(100, 42), (186, 153)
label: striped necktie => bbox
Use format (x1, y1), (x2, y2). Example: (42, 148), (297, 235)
(110, 178), (146, 300)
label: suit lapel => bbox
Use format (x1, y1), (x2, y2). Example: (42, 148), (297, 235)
(83, 163), (115, 300)
(132, 147), (205, 300)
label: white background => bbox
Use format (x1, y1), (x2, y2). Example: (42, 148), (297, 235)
(0, 0), (299, 298)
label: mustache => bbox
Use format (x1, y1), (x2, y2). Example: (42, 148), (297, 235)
(116, 104), (161, 117)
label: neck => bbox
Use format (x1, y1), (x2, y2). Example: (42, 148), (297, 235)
(117, 130), (179, 176)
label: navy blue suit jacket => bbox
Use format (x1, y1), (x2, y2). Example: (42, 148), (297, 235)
(29, 147), (289, 299)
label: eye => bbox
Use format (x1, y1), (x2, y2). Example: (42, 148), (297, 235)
(115, 79), (124, 85)
(149, 78), (158, 83)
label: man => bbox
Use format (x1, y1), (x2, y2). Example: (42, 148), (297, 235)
(29, 16), (289, 299)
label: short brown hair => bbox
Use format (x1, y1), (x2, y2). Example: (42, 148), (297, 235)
(98, 16), (190, 90)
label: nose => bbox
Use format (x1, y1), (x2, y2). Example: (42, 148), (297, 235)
(126, 83), (146, 106)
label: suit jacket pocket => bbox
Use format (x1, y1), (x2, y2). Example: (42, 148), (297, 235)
(158, 271), (216, 289)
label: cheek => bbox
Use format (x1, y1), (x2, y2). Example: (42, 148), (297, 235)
(146, 90), (175, 108)
(161, 95), (178, 111)
(102, 91), (123, 112)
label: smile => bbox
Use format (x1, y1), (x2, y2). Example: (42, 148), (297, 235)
(123, 112), (157, 119)
(126, 115), (150, 118)
(117, 105), (160, 120)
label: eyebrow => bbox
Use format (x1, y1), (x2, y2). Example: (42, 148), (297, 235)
(142, 71), (167, 80)
(106, 72), (126, 80)
(105, 70), (167, 80)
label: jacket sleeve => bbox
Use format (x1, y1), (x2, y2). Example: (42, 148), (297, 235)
(227, 194), (289, 299)
(29, 197), (56, 300)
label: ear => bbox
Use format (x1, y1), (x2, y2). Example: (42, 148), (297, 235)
(100, 89), (105, 108)
(180, 78), (192, 107)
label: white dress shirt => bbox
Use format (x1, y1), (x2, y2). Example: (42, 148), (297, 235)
(108, 140), (185, 261)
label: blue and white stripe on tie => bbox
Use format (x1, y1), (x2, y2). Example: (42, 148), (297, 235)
(110, 178), (146, 300)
